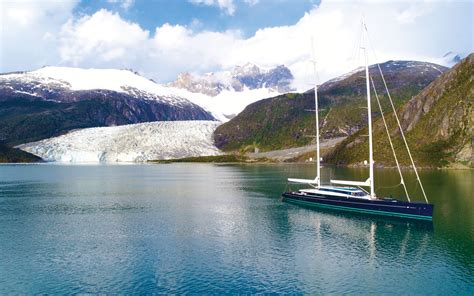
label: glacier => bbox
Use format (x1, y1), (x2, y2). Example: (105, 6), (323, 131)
(16, 121), (222, 163)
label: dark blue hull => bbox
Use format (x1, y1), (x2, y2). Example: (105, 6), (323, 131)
(282, 191), (434, 221)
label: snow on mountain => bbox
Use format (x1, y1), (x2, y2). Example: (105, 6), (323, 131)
(320, 66), (363, 89)
(168, 63), (294, 96)
(164, 63), (294, 121)
(1, 66), (282, 122)
(1, 66), (208, 108)
(318, 60), (448, 92)
(184, 87), (279, 121)
(16, 121), (221, 163)
(32, 66), (170, 95)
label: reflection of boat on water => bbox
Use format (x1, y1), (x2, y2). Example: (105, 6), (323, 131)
(282, 20), (434, 221)
(304, 212), (433, 264)
(292, 196), (434, 229)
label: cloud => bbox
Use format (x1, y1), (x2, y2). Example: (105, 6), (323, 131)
(0, 0), (79, 71)
(59, 9), (149, 66)
(396, 3), (429, 24)
(244, 0), (259, 6)
(55, 9), (242, 81)
(1, 0), (472, 91)
(188, 0), (236, 15)
(188, 0), (260, 15)
(150, 24), (241, 71)
(107, 0), (135, 10)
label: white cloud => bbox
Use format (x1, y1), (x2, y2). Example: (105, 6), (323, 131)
(244, 0), (259, 6)
(397, 3), (429, 24)
(4, 6), (37, 26)
(1, 0), (472, 91)
(59, 9), (149, 66)
(188, 0), (258, 14)
(54, 4), (357, 84)
(189, 0), (236, 15)
(107, 0), (135, 10)
(55, 9), (241, 80)
(0, 0), (79, 71)
(151, 24), (241, 71)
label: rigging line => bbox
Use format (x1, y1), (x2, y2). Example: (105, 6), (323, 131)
(375, 183), (403, 192)
(411, 178), (420, 196)
(363, 26), (429, 204)
(370, 76), (411, 202)
(377, 183), (403, 188)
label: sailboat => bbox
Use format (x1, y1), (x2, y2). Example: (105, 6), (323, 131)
(281, 21), (434, 221)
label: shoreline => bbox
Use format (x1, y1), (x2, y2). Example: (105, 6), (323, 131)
(148, 154), (473, 170)
(1, 156), (471, 170)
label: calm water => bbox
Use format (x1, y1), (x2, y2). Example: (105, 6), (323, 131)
(0, 164), (472, 294)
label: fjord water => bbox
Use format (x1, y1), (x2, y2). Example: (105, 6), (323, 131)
(0, 164), (472, 294)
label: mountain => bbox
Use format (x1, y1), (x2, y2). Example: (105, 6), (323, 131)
(326, 54), (473, 168)
(17, 121), (221, 163)
(0, 66), (214, 146)
(214, 60), (448, 152)
(0, 142), (43, 163)
(168, 63), (294, 96)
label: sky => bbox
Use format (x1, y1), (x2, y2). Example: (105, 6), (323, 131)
(1, 0), (473, 90)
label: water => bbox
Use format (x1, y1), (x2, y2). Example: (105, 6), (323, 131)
(0, 164), (472, 294)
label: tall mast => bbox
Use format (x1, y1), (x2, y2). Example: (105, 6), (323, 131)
(286, 40), (322, 187)
(311, 39), (320, 188)
(363, 22), (375, 198)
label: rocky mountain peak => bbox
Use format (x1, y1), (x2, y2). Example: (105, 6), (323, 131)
(168, 63), (294, 96)
(232, 63), (261, 77)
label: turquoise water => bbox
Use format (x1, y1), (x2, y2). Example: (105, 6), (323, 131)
(0, 164), (472, 294)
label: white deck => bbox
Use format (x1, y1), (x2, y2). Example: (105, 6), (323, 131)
(299, 186), (372, 200)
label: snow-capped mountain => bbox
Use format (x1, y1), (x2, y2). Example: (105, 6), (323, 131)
(0, 66), (215, 146)
(1, 66), (212, 107)
(318, 60), (447, 93)
(168, 63), (294, 96)
(17, 121), (221, 163)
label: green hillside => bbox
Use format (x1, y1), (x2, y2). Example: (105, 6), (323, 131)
(214, 60), (447, 152)
(326, 54), (473, 168)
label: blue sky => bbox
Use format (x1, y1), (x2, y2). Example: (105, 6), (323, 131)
(74, 0), (319, 37)
(1, 0), (473, 88)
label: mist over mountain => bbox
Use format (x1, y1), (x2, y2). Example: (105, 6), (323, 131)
(442, 51), (467, 66)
